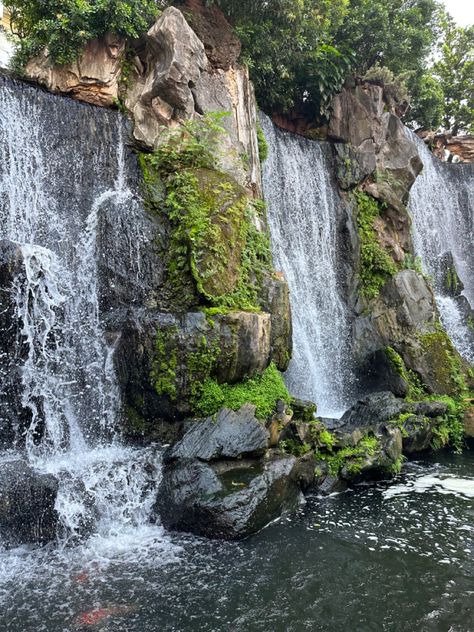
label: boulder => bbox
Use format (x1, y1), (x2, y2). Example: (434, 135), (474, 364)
(25, 33), (126, 107)
(157, 453), (303, 539)
(164, 405), (269, 462)
(339, 392), (410, 430)
(0, 460), (59, 545)
(125, 7), (208, 146)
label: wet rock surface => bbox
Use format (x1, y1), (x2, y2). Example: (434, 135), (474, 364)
(157, 453), (303, 539)
(164, 405), (269, 462)
(0, 460), (59, 546)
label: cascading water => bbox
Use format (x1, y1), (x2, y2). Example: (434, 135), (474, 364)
(0, 77), (173, 555)
(409, 134), (474, 363)
(260, 115), (355, 416)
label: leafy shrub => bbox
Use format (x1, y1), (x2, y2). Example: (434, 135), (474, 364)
(5, 0), (161, 68)
(195, 362), (290, 419)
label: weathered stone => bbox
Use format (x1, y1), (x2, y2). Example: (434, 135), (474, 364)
(334, 143), (376, 190)
(116, 309), (277, 428)
(164, 405), (269, 462)
(259, 273), (292, 371)
(401, 416), (435, 454)
(125, 7), (208, 145)
(25, 33), (126, 106)
(192, 66), (262, 191)
(157, 453), (302, 539)
(339, 392), (410, 431)
(0, 460), (59, 545)
(181, 0), (241, 70)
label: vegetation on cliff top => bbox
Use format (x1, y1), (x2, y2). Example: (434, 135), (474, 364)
(5, 0), (472, 132)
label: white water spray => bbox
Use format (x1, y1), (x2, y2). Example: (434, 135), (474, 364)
(409, 134), (474, 362)
(0, 77), (169, 552)
(261, 116), (355, 416)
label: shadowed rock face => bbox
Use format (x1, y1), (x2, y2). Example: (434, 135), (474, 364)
(0, 241), (27, 447)
(0, 460), (58, 545)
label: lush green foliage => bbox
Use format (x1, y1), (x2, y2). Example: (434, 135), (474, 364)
(209, 0), (351, 117)
(5, 0), (161, 68)
(355, 191), (397, 300)
(431, 21), (474, 134)
(195, 362), (291, 419)
(319, 434), (380, 477)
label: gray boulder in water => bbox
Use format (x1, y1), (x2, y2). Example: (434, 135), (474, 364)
(0, 460), (59, 546)
(157, 454), (303, 539)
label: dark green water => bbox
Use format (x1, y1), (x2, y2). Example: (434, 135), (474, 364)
(2, 451), (473, 632)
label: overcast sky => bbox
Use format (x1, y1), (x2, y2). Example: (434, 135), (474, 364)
(443, 0), (474, 26)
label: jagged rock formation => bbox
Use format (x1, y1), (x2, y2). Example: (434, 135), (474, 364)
(419, 131), (474, 163)
(157, 404), (311, 539)
(25, 33), (126, 107)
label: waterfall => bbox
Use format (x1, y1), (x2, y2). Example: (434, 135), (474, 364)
(409, 134), (474, 363)
(0, 76), (168, 550)
(261, 116), (355, 416)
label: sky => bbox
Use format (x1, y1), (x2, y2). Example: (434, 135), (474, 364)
(443, 0), (474, 26)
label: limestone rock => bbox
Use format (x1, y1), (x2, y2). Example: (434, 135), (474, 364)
(329, 82), (422, 201)
(157, 453), (302, 539)
(25, 33), (125, 106)
(0, 460), (59, 546)
(164, 405), (269, 462)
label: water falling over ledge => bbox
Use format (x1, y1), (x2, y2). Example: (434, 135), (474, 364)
(260, 115), (356, 417)
(0, 75), (174, 557)
(409, 133), (474, 363)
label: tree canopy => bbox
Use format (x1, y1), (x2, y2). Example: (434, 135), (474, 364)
(4, 0), (474, 133)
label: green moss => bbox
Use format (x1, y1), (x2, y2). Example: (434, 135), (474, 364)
(124, 405), (147, 435)
(279, 439), (312, 457)
(187, 334), (221, 410)
(425, 395), (466, 453)
(319, 434), (380, 477)
(195, 362), (290, 419)
(385, 346), (426, 400)
(150, 327), (179, 401)
(418, 329), (467, 396)
(355, 191), (397, 300)
(445, 265), (462, 295)
(256, 122), (269, 163)
(139, 114), (273, 311)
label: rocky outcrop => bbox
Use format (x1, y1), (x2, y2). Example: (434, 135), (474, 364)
(164, 405), (269, 461)
(116, 308), (289, 429)
(419, 131), (474, 163)
(0, 460), (59, 545)
(156, 405), (308, 539)
(25, 33), (126, 107)
(329, 80), (422, 203)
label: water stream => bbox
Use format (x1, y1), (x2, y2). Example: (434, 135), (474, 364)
(0, 76), (173, 555)
(260, 115), (355, 417)
(409, 134), (474, 362)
